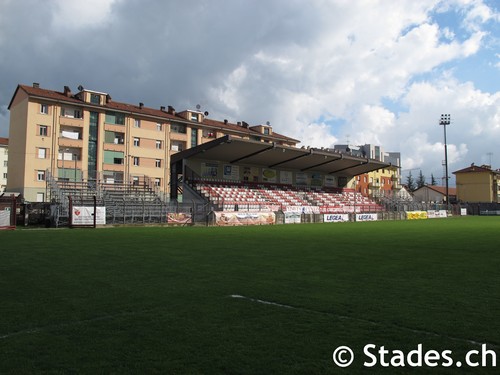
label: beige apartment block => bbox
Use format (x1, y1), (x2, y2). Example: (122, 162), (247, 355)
(7, 83), (298, 202)
(453, 163), (500, 203)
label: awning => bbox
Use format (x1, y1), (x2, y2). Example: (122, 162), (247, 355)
(171, 135), (390, 177)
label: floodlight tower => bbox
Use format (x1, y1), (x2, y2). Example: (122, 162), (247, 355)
(439, 114), (451, 210)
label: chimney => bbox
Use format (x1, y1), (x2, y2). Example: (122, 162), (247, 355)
(63, 86), (72, 97)
(33, 82), (40, 88)
(237, 121), (241, 126)
(242, 121), (249, 128)
(160, 106), (165, 112)
(139, 102), (144, 109)
(224, 119), (228, 124)
(167, 105), (176, 115)
(106, 94), (112, 103)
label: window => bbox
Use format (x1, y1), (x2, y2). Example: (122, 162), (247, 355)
(61, 107), (82, 118)
(171, 123), (186, 134)
(156, 123), (162, 131)
(90, 94), (100, 105)
(104, 131), (124, 144)
(40, 104), (48, 114)
(156, 140), (162, 149)
(103, 150), (124, 165)
(38, 125), (48, 136)
(191, 128), (198, 148)
(105, 111), (125, 125)
(3, 173), (7, 179)
(36, 192), (44, 202)
(133, 138), (140, 147)
(133, 157), (139, 166)
(203, 130), (215, 138)
(3, 160), (7, 167)
(155, 159), (161, 168)
(154, 178), (161, 187)
(134, 119), (141, 128)
(37, 170), (45, 181)
(190, 113), (198, 121)
(171, 142), (184, 152)
(263, 127), (270, 135)
(38, 148), (47, 159)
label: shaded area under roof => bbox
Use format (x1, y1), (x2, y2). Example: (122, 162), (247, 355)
(171, 135), (390, 177)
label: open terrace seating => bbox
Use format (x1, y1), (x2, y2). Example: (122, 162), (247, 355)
(192, 180), (383, 213)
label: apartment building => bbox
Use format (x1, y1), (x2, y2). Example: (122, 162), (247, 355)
(334, 144), (401, 197)
(0, 137), (8, 193)
(7, 83), (299, 202)
(453, 163), (500, 203)
(353, 165), (401, 197)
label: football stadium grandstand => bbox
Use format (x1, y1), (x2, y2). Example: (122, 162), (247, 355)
(40, 135), (390, 227)
(7, 82), (444, 227)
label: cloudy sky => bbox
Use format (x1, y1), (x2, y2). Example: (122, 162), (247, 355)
(0, 0), (499, 184)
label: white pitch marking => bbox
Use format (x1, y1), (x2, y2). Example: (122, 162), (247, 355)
(0, 309), (154, 340)
(229, 294), (497, 348)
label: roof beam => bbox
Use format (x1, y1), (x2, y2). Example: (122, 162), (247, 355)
(328, 159), (369, 174)
(301, 154), (342, 171)
(230, 143), (276, 164)
(268, 149), (313, 168)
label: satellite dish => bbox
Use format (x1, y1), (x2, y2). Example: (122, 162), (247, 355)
(204, 111), (209, 116)
(196, 104), (201, 110)
(266, 121), (270, 126)
(77, 85), (84, 91)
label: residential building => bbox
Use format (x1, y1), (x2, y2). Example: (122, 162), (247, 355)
(0, 137), (7, 193)
(7, 83), (299, 202)
(453, 163), (500, 203)
(334, 144), (401, 197)
(412, 185), (457, 203)
(353, 165), (401, 197)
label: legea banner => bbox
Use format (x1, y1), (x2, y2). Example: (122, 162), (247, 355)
(324, 214), (349, 223)
(356, 213), (378, 222)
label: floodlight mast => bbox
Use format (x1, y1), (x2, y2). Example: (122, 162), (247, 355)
(439, 114), (451, 210)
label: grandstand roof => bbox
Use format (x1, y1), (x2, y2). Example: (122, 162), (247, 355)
(172, 135), (390, 177)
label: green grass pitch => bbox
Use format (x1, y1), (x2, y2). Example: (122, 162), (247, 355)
(1, 217), (499, 374)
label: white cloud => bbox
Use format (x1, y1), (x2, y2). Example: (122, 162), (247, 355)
(0, 0), (499, 180)
(52, 0), (118, 29)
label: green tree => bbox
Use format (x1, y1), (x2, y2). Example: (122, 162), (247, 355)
(431, 174), (437, 185)
(417, 170), (426, 189)
(406, 172), (416, 191)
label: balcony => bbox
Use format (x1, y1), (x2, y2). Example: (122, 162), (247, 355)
(369, 182), (381, 189)
(103, 142), (125, 152)
(59, 137), (83, 148)
(57, 160), (82, 169)
(102, 162), (125, 172)
(59, 116), (84, 127)
(104, 123), (125, 132)
(202, 130), (217, 139)
(170, 132), (187, 141)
